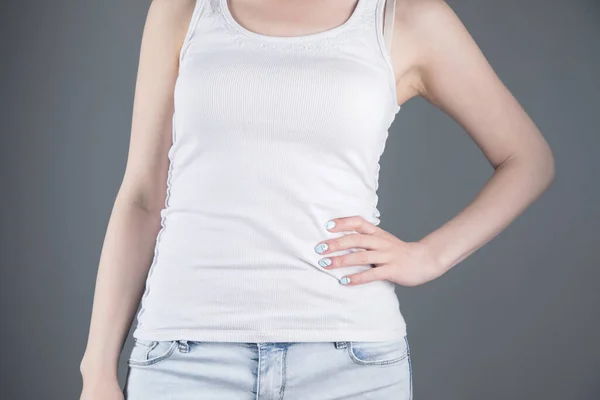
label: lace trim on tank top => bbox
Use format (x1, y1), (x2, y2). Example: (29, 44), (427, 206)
(204, 0), (376, 53)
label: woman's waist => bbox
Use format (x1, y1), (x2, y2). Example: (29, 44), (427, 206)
(160, 194), (381, 241)
(140, 257), (401, 328)
(155, 205), (379, 276)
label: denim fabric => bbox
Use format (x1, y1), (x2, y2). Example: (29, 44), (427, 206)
(123, 335), (412, 399)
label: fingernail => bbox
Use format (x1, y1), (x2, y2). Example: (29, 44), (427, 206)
(339, 277), (351, 285)
(325, 220), (336, 230)
(318, 258), (331, 267)
(314, 243), (328, 254)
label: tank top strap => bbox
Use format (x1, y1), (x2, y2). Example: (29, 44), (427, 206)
(178, 0), (208, 63)
(382, 0), (397, 55)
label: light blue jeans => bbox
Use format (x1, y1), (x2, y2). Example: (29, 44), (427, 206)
(123, 335), (413, 399)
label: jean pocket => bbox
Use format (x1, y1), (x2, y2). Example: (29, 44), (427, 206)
(127, 339), (179, 367)
(347, 335), (410, 366)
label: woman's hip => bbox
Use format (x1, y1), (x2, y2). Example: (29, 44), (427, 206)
(124, 336), (412, 399)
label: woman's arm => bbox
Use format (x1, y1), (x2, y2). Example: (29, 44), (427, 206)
(79, 0), (196, 395)
(312, 0), (555, 287)
(397, 0), (556, 280)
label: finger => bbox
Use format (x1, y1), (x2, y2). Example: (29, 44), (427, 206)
(318, 249), (390, 270)
(325, 215), (394, 239)
(314, 233), (388, 255)
(338, 266), (392, 286)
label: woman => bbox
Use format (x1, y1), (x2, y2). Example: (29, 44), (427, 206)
(79, 0), (555, 398)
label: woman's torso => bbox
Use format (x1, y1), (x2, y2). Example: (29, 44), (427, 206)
(132, 0), (407, 343)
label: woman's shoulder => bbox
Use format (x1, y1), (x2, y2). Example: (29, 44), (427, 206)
(144, 0), (199, 51)
(390, 0), (482, 97)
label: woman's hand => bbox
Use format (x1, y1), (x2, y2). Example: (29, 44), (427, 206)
(314, 215), (444, 287)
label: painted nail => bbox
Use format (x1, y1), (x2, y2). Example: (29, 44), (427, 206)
(318, 258), (332, 267)
(339, 277), (351, 285)
(314, 243), (328, 254)
(325, 220), (336, 230)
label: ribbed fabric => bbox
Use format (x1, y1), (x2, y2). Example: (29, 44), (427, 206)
(132, 0), (406, 343)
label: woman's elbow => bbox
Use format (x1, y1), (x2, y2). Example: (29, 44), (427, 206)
(521, 138), (556, 192)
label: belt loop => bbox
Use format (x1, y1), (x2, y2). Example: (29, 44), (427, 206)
(334, 341), (348, 349)
(177, 340), (190, 353)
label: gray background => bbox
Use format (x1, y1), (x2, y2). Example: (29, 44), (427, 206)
(1, 0), (598, 399)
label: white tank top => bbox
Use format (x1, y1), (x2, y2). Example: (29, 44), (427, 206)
(133, 0), (406, 342)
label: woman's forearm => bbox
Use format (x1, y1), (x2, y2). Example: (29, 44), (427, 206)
(419, 147), (555, 278)
(79, 193), (162, 382)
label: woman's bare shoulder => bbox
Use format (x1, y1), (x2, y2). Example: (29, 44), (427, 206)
(395, 0), (451, 28)
(391, 0), (491, 101)
(143, 0), (198, 54)
(393, 0), (468, 68)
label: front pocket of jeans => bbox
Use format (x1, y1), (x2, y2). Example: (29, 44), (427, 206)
(347, 336), (409, 366)
(127, 339), (178, 367)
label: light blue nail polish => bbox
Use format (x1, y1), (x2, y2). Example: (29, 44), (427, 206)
(314, 243), (328, 254)
(318, 258), (332, 267)
(339, 277), (351, 285)
(325, 220), (336, 230)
